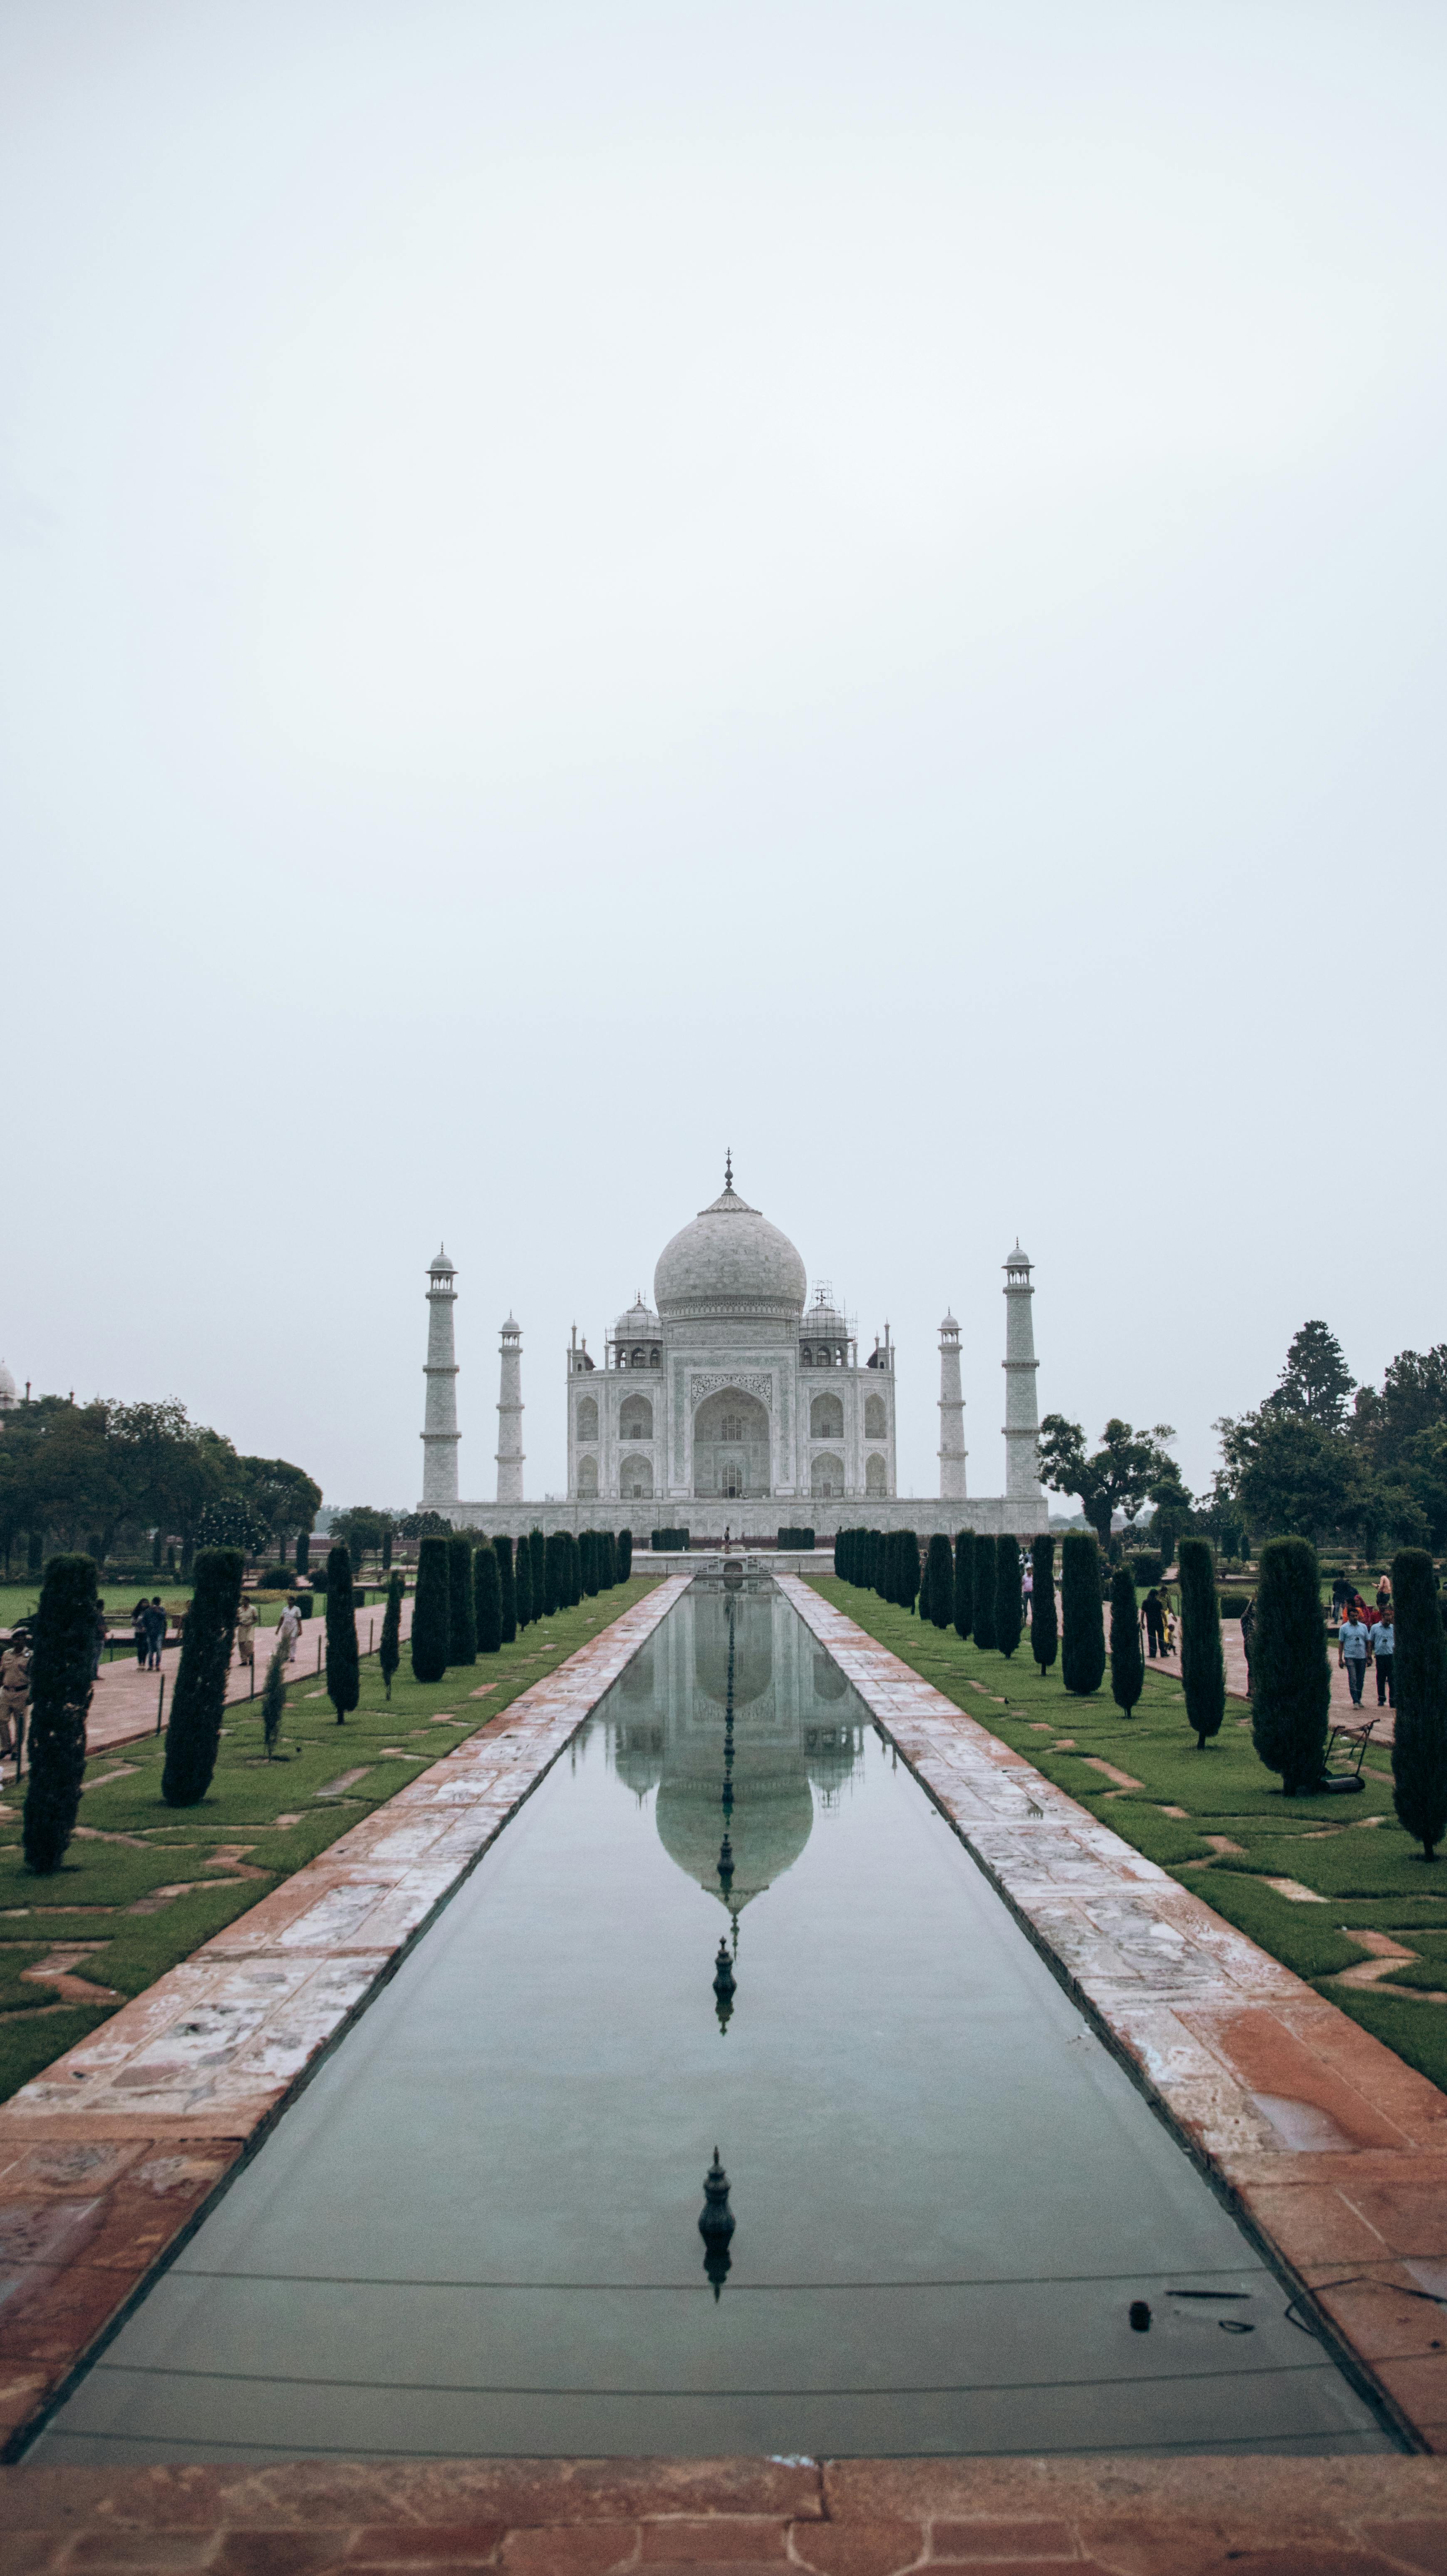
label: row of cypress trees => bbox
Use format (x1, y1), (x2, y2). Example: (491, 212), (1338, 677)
(836, 1527), (1046, 1667)
(410, 1527), (633, 1684)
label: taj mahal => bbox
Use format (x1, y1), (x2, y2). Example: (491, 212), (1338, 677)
(418, 1159), (1047, 1542)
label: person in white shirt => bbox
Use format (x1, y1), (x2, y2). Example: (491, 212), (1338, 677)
(1338, 1613), (1371, 1707)
(1368, 1614), (1395, 1708)
(276, 1600), (303, 1667)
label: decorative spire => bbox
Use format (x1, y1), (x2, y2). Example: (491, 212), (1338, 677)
(724, 1146), (733, 1192)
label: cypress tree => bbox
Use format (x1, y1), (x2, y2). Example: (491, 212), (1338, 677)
(1392, 1547), (1447, 1861)
(496, 1534), (517, 1642)
(996, 1536), (1024, 1658)
(261, 1642), (287, 1759)
(899, 1532), (920, 1614)
(379, 1569), (404, 1699)
(918, 1544), (932, 1623)
(972, 1533), (998, 1650)
(600, 1531), (617, 1589)
(1060, 1533), (1107, 1695)
(161, 1546), (244, 1805)
(953, 1531), (973, 1639)
(617, 1528), (632, 1581)
(1109, 1563), (1144, 1717)
(530, 1528), (546, 1621)
(544, 1530), (566, 1616)
(22, 1553), (98, 1871)
(514, 1530), (533, 1628)
(1031, 1536), (1058, 1674)
(582, 1530), (599, 1598)
(475, 1543), (503, 1654)
(325, 1540), (360, 1723)
(1251, 1536), (1330, 1796)
(925, 1533), (953, 1629)
(411, 1535), (451, 1683)
(448, 1532), (477, 1665)
(1179, 1537), (1225, 1750)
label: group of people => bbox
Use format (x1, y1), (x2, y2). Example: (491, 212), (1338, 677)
(1336, 1575), (1395, 1710)
(1141, 1586), (1175, 1658)
(129, 1596), (169, 1670)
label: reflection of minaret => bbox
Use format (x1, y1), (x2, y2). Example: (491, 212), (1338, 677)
(421, 1248), (460, 1505)
(496, 1316), (525, 1503)
(1002, 1244), (1042, 1502)
(938, 1312), (967, 1500)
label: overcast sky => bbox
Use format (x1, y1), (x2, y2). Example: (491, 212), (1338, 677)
(4, 0), (1445, 1512)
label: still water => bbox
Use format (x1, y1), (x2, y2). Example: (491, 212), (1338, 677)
(35, 1578), (1392, 2462)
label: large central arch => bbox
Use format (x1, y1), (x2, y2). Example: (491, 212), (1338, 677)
(692, 1385), (771, 1498)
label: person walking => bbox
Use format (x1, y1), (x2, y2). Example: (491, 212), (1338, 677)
(143, 1597), (166, 1672)
(1338, 1607), (1372, 1708)
(1241, 1595), (1256, 1691)
(276, 1598), (302, 1669)
(234, 1596), (258, 1678)
(1370, 1607), (1395, 1708)
(131, 1598), (149, 1666)
(91, 1599), (108, 1681)
(1375, 1574), (1393, 1620)
(0, 1637), (29, 1770)
(1142, 1586), (1166, 1658)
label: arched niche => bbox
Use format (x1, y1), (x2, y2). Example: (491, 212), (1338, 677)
(810, 1391), (844, 1442)
(692, 1386), (770, 1499)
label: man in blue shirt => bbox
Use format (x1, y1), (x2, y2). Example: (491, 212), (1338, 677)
(1369, 1613), (1395, 1708)
(1338, 1612), (1371, 1708)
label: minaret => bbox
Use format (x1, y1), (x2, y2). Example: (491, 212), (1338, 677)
(421, 1247), (460, 1505)
(1002, 1243), (1042, 1503)
(938, 1313), (967, 1499)
(496, 1315), (525, 1503)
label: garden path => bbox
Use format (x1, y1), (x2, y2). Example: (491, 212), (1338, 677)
(78, 1593), (416, 1758)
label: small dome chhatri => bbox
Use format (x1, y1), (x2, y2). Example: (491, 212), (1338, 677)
(654, 1156), (808, 1325)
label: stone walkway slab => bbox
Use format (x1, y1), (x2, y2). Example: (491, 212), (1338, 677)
(780, 1576), (1447, 2455)
(0, 1576), (687, 2459)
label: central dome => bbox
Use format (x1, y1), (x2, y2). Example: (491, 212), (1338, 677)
(654, 1171), (808, 1324)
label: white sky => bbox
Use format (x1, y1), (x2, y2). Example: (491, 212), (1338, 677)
(4, 0), (1445, 1510)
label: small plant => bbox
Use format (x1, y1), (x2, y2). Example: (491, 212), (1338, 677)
(995, 1536), (1023, 1659)
(162, 1547), (245, 1804)
(1060, 1533), (1106, 1695)
(1179, 1537), (1225, 1749)
(260, 1644), (287, 1757)
(378, 1571), (404, 1698)
(411, 1536), (451, 1683)
(475, 1544), (503, 1654)
(1251, 1537), (1330, 1797)
(953, 1532), (973, 1639)
(1031, 1535), (1058, 1675)
(1109, 1563), (1144, 1717)
(325, 1542), (360, 1725)
(1392, 1547), (1447, 1861)
(448, 1533), (477, 1665)
(972, 1532), (998, 1651)
(22, 1553), (99, 1871)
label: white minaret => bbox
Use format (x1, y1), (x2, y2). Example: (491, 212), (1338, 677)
(937, 1312), (967, 1499)
(1002, 1242), (1042, 1504)
(496, 1315), (525, 1503)
(421, 1247), (460, 1505)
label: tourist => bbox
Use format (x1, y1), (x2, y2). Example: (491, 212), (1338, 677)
(131, 1597), (149, 1665)
(1376, 1574), (1392, 1618)
(0, 1636), (29, 1769)
(1241, 1596), (1256, 1690)
(91, 1598), (108, 1680)
(143, 1597), (166, 1672)
(276, 1597), (302, 1668)
(1331, 1574), (1352, 1621)
(1338, 1607), (1372, 1708)
(1370, 1607), (1395, 1708)
(1142, 1587), (1166, 1658)
(234, 1596), (258, 1675)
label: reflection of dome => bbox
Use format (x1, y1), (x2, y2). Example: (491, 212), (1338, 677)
(654, 1173), (807, 1325)
(692, 1594), (773, 1711)
(656, 1763), (814, 1915)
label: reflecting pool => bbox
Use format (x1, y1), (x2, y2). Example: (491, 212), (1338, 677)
(34, 1578), (1394, 2462)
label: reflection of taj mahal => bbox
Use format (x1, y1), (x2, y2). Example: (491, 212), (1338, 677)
(420, 1158), (1047, 1541)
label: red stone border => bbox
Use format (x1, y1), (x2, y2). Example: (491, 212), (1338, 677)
(780, 1576), (1447, 2455)
(0, 1579), (689, 2461)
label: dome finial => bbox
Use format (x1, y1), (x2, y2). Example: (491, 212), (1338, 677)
(724, 1146), (733, 1193)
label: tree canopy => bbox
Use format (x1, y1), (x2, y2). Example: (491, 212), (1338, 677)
(1037, 1414), (1177, 1554)
(0, 1393), (318, 1569)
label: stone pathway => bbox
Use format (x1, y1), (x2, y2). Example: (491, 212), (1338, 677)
(5, 2451), (1447, 2569)
(781, 1575), (1447, 2454)
(0, 1575), (687, 2460)
(67, 1596), (416, 1762)
(1139, 1604), (1392, 1739)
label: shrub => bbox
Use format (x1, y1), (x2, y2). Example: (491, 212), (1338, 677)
(496, 1534), (517, 1641)
(475, 1544), (503, 1654)
(1127, 1550), (1163, 1588)
(1031, 1536), (1058, 1675)
(651, 1528), (691, 1552)
(1109, 1563), (1144, 1717)
(565, 1531), (582, 1607)
(295, 1590), (313, 1621)
(22, 1554), (98, 1871)
(544, 1530), (567, 1616)
(996, 1536), (1023, 1659)
(448, 1532), (477, 1665)
(379, 1570), (404, 1698)
(1251, 1537), (1330, 1796)
(161, 1547), (244, 1805)
(411, 1536), (451, 1683)
(324, 1542), (360, 1724)
(296, 1532), (310, 1576)
(919, 1533), (948, 1629)
(260, 1644), (287, 1757)
(1179, 1538), (1225, 1750)
(581, 1531), (599, 1598)
(1392, 1547), (1447, 1862)
(514, 1532), (533, 1628)
(618, 1527), (633, 1580)
(1218, 1591), (1253, 1619)
(777, 1527), (816, 1551)
(600, 1531), (617, 1589)
(529, 1529), (545, 1622)
(972, 1533), (998, 1651)
(1061, 1533), (1106, 1695)
(897, 1532), (920, 1613)
(262, 1565), (292, 1589)
(953, 1532), (973, 1639)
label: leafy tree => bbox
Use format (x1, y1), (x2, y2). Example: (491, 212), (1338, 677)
(544, 1530), (566, 1616)
(260, 1644), (287, 1757)
(1391, 1549), (1447, 1862)
(1038, 1415), (1178, 1558)
(1178, 1536), (1225, 1749)
(22, 1553), (97, 1871)
(1060, 1533), (1106, 1695)
(1250, 1536), (1330, 1796)
(401, 1509), (453, 1539)
(1219, 1410), (1363, 1546)
(1264, 1320), (1355, 1431)
(237, 1456), (321, 1564)
(331, 1506), (392, 1572)
(496, 1534), (517, 1641)
(379, 1570), (404, 1699)
(1108, 1564), (1144, 1717)
(475, 1544), (503, 1654)
(162, 1547), (244, 1804)
(617, 1528), (632, 1581)
(995, 1536), (1023, 1658)
(1146, 1465), (1194, 1570)
(1031, 1536), (1058, 1674)
(448, 1532), (477, 1664)
(325, 1541), (360, 1724)
(924, 1533), (952, 1628)
(411, 1536), (450, 1682)
(972, 1533), (998, 1649)
(953, 1531), (973, 1640)
(195, 1496), (268, 1554)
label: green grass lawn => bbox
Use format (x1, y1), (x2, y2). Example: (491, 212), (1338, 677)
(0, 1575), (662, 2105)
(808, 1575), (1447, 2098)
